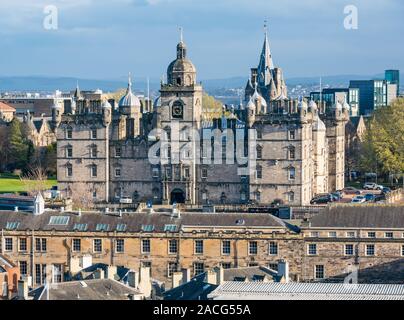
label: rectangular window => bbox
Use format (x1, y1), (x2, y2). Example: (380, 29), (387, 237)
(289, 130), (295, 140)
(345, 244), (354, 256)
(91, 165), (97, 178)
(19, 238), (27, 252)
(221, 262), (232, 269)
(315, 265), (325, 279)
(328, 232), (337, 238)
(249, 241), (258, 255)
(222, 240), (231, 255)
(288, 167), (296, 180)
(35, 238), (47, 252)
(19, 261), (28, 276)
(385, 232), (393, 239)
(116, 239), (124, 253)
(93, 239), (102, 253)
(152, 167), (159, 178)
(66, 146), (73, 158)
(72, 239), (81, 252)
(184, 167), (190, 178)
(115, 168), (121, 177)
(194, 240), (204, 255)
(167, 262), (178, 278)
(269, 242), (278, 255)
(35, 264), (47, 285)
(168, 239), (178, 254)
(115, 146), (122, 158)
(5, 238), (13, 252)
(308, 243), (317, 255)
(66, 128), (72, 139)
(366, 244), (375, 256)
(142, 239), (151, 254)
(402, 245), (404, 257)
(346, 231), (356, 238)
(193, 262), (205, 276)
(90, 146), (97, 158)
(257, 147), (262, 159)
(256, 167), (262, 179)
(368, 232), (376, 238)
(91, 129), (97, 139)
(66, 165), (73, 177)
(289, 148), (295, 159)
(310, 232), (319, 237)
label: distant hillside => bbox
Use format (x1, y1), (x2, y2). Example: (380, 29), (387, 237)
(0, 73), (402, 93)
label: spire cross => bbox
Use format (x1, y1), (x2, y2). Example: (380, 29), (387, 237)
(179, 26), (183, 42)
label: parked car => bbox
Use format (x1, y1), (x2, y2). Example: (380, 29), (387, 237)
(331, 191), (343, 201)
(310, 197), (332, 205)
(351, 195), (366, 203)
(364, 193), (376, 202)
(382, 187), (392, 194)
(374, 194), (386, 202)
(363, 182), (383, 190)
(342, 187), (361, 195)
(119, 196), (133, 204)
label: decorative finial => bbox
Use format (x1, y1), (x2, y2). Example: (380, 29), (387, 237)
(179, 26), (183, 42)
(264, 19), (268, 35)
(128, 72), (133, 92)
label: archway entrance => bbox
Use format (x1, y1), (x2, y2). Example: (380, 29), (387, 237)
(170, 189), (185, 205)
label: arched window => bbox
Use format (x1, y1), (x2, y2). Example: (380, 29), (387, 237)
(288, 191), (295, 202)
(176, 77), (182, 85)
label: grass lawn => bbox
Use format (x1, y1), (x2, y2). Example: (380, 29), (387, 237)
(0, 173), (57, 193)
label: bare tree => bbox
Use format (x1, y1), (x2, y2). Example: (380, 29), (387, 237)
(69, 183), (96, 210)
(20, 166), (49, 195)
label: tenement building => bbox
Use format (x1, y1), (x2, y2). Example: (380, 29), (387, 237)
(53, 30), (349, 206)
(1, 205), (404, 288)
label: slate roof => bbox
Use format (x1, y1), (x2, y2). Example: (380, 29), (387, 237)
(208, 282), (404, 300)
(0, 210), (292, 233)
(29, 279), (141, 300)
(309, 206), (404, 229)
(223, 266), (278, 282)
(162, 273), (218, 300)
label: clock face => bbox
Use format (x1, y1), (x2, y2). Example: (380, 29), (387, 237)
(172, 102), (183, 118)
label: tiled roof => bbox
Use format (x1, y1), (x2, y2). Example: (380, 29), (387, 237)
(309, 206), (404, 229)
(0, 210), (292, 233)
(0, 102), (16, 112)
(208, 282), (404, 300)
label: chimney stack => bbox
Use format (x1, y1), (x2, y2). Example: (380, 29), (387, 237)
(139, 267), (151, 298)
(181, 268), (191, 284)
(106, 265), (117, 280)
(278, 260), (289, 283)
(17, 280), (29, 300)
(205, 270), (217, 285)
(172, 272), (183, 288)
(127, 270), (139, 289)
(93, 268), (105, 279)
(216, 266), (224, 285)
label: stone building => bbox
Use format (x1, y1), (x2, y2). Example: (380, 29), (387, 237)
(53, 30), (348, 206)
(0, 205), (403, 289)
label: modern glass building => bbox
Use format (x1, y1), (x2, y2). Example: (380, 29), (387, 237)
(385, 70), (400, 96)
(349, 80), (387, 115)
(309, 88), (359, 116)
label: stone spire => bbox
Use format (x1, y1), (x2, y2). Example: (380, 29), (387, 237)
(257, 21), (274, 87)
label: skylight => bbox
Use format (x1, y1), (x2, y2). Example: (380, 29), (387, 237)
(49, 216), (70, 225)
(141, 224), (155, 232)
(73, 223), (88, 232)
(96, 223), (109, 232)
(164, 224), (177, 232)
(116, 224), (127, 232)
(6, 222), (20, 230)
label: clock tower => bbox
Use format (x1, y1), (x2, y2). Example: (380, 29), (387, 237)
(157, 35), (203, 205)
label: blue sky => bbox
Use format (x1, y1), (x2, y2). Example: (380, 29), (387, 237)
(0, 0), (403, 81)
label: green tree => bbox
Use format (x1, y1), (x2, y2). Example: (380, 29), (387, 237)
(8, 118), (29, 170)
(360, 98), (404, 176)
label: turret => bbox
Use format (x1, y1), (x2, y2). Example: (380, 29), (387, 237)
(51, 101), (62, 127)
(102, 100), (112, 126)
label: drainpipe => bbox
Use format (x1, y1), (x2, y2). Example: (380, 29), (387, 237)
(105, 125), (109, 203)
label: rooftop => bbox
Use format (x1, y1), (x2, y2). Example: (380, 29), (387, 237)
(28, 279), (141, 300)
(208, 282), (404, 300)
(308, 205), (404, 229)
(0, 210), (293, 233)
